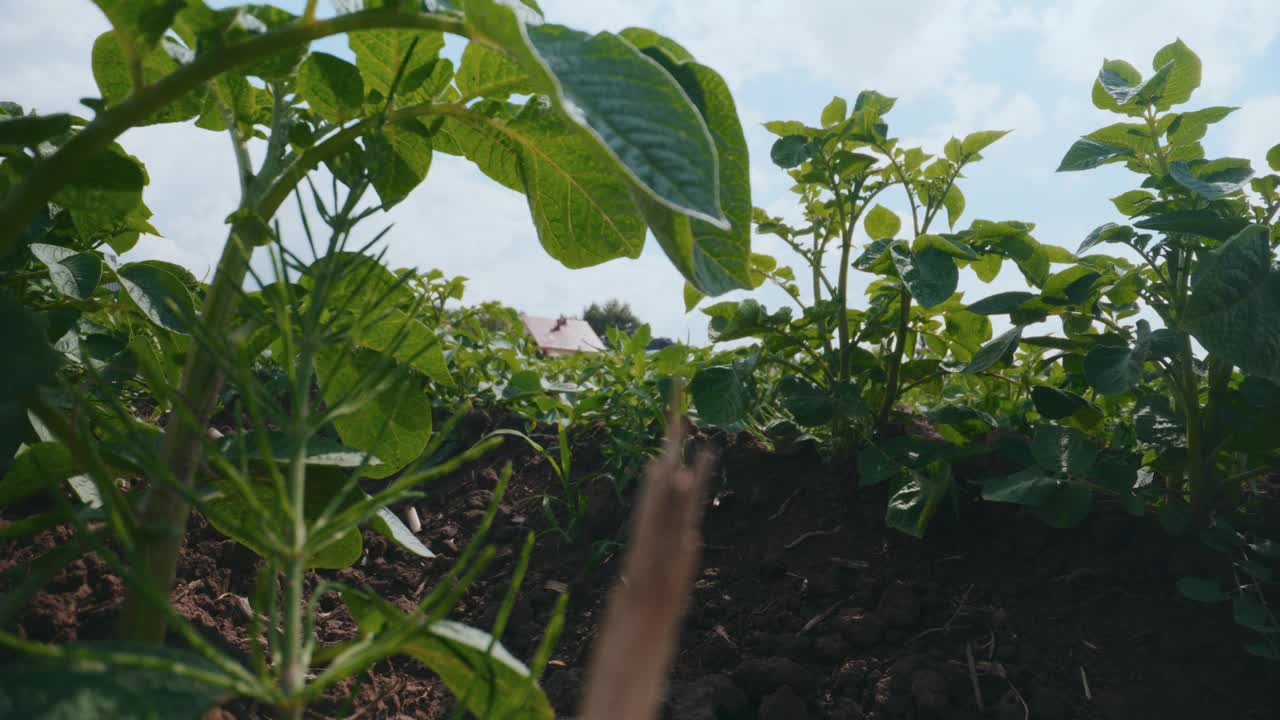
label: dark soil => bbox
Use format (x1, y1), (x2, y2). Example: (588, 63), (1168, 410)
(3, 426), (1278, 719)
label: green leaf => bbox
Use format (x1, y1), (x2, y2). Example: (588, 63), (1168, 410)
(0, 645), (231, 720)
(502, 369), (543, 399)
(966, 291), (1033, 315)
(1034, 482), (1093, 528)
(1078, 222), (1136, 255)
(54, 143), (148, 243)
(1134, 395), (1185, 446)
(296, 52), (364, 125)
(316, 347), (433, 479)
(1084, 343), (1143, 396)
(858, 445), (898, 487)
(352, 309), (453, 386)
(960, 130), (1009, 157)
(1111, 190), (1154, 216)
(891, 245), (957, 309)
(683, 282), (704, 312)
(969, 253), (1002, 283)
(29, 244), (102, 300)
(1057, 138), (1131, 171)
(884, 469), (950, 539)
(456, 42), (533, 99)
(369, 506), (434, 558)
(1031, 424), (1097, 477)
(0, 442), (74, 508)
(770, 135), (810, 169)
(367, 120), (434, 208)
(942, 185), (965, 229)
(91, 31), (202, 125)
(691, 366), (749, 427)
(1031, 386), (1095, 421)
(116, 263), (194, 334)
(91, 0), (184, 53)
(913, 234), (977, 260)
(1267, 143), (1280, 172)
(963, 325), (1022, 374)
(777, 375), (833, 427)
(476, 12), (725, 226)
(0, 114), (74, 147)
(348, 27), (446, 104)
(853, 238), (894, 272)
(1, 294), (60, 404)
(864, 204), (901, 240)
(1134, 210), (1248, 241)
(1169, 158), (1253, 201)
(1166, 106), (1235, 146)
(983, 467), (1058, 506)
(345, 596), (555, 720)
(1096, 58), (1174, 111)
(1184, 225), (1280, 383)
(820, 96), (847, 128)
(1176, 577), (1228, 603)
(1151, 39), (1202, 110)
(617, 27), (695, 63)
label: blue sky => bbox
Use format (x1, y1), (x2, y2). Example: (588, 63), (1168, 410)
(5, 1), (1279, 343)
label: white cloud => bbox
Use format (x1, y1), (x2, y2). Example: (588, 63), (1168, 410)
(1225, 95), (1280, 170)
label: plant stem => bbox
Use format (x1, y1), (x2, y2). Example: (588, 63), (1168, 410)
(1181, 333), (1208, 519)
(877, 286), (912, 429)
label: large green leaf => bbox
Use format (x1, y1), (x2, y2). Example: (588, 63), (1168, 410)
(1134, 395), (1185, 446)
(1166, 106), (1235, 146)
(370, 506), (434, 558)
(1057, 138), (1131, 171)
(462, 1), (726, 227)
(29, 244), (102, 300)
(891, 245), (957, 309)
(1184, 225), (1280, 382)
(367, 120), (434, 207)
(1077, 222), (1136, 255)
(3, 295), (60, 405)
(507, 99), (647, 267)
(618, 27), (694, 63)
(624, 53), (752, 295)
(91, 31), (202, 125)
(691, 365), (749, 427)
(1268, 143), (1280, 172)
(0, 645), (231, 720)
(884, 469), (950, 539)
(116, 263), (194, 334)
(1169, 159), (1253, 201)
(0, 113), (75, 147)
(777, 375), (833, 427)
(1151, 39), (1202, 111)
(348, 27), (446, 104)
(296, 52), (364, 125)
(963, 325), (1022, 374)
(352, 309), (452, 386)
(1031, 424), (1097, 477)
(983, 468), (1058, 506)
(960, 129), (1009, 156)
(316, 347), (433, 479)
(1083, 344), (1142, 396)
(967, 291), (1034, 315)
(54, 143), (149, 243)
(91, 0), (184, 54)
(1134, 210), (1247, 241)
(456, 42), (533, 99)
(204, 479), (364, 569)
(1031, 386), (1095, 421)
(1095, 58), (1173, 113)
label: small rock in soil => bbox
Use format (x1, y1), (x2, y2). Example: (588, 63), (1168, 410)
(910, 668), (948, 713)
(732, 657), (813, 699)
(877, 581), (921, 628)
(757, 685), (808, 720)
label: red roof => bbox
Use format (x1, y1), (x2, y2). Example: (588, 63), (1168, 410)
(519, 314), (604, 356)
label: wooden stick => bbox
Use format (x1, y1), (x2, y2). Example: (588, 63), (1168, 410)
(578, 396), (712, 720)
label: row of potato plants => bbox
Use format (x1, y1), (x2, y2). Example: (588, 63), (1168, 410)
(684, 40), (1280, 659)
(0, 1), (755, 717)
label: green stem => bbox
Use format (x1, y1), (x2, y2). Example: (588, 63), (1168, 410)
(1181, 333), (1208, 518)
(0, 8), (467, 258)
(877, 286), (912, 429)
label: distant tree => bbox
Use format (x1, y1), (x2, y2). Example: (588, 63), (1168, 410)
(583, 299), (642, 345)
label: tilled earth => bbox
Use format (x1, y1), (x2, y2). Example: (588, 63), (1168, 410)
(3, 425), (1278, 719)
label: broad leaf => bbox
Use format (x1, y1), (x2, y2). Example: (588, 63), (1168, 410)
(1031, 423), (1097, 477)
(1077, 222), (1135, 255)
(691, 366), (749, 427)
(983, 467), (1058, 506)
(963, 325), (1022, 374)
(960, 129), (1009, 157)
(91, 31), (202, 125)
(820, 96), (847, 128)
(617, 27), (695, 62)
(967, 291), (1033, 315)
(1057, 138), (1131, 171)
(1151, 39), (1201, 111)
(1184, 225), (1280, 382)
(0, 442), (73, 508)
(891, 245), (957, 309)
(296, 52), (364, 125)
(1169, 159), (1253, 201)
(1031, 386), (1095, 421)
(456, 42), (533, 99)
(884, 469), (950, 539)
(54, 143), (149, 243)
(0, 113), (74, 146)
(352, 309), (453, 386)
(367, 120), (434, 207)
(370, 506), (434, 558)
(348, 28), (446, 104)
(1135, 210), (1247, 241)
(1083, 343), (1142, 396)
(777, 375), (833, 427)
(116, 263), (194, 334)
(316, 347), (433, 478)
(29, 244), (102, 300)
(770, 135), (809, 169)
(0, 645), (231, 720)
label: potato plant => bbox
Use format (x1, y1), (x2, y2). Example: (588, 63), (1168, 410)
(0, 1), (753, 716)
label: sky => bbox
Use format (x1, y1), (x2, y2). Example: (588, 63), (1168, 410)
(3, 0), (1279, 344)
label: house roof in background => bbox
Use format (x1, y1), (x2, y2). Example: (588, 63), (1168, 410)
(519, 314), (604, 354)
